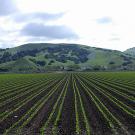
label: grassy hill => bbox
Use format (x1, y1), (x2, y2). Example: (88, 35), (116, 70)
(124, 47), (135, 56)
(0, 43), (135, 72)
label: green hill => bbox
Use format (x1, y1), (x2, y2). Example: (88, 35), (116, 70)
(124, 47), (135, 56)
(0, 43), (135, 72)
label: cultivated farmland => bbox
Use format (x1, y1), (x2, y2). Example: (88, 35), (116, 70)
(0, 72), (134, 135)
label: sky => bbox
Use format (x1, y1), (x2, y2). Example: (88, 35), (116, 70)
(0, 0), (135, 51)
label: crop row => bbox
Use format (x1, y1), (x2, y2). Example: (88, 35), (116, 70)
(0, 72), (134, 135)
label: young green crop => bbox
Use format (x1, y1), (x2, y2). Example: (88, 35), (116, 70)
(40, 77), (69, 135)
(73, 77), (91, 135)
(4, 76), (66, 135)
(0, 77), (59, 120)
(0, 72), (134, 135)
(75, 76), (122, 134)
(79, 76), (135, 117)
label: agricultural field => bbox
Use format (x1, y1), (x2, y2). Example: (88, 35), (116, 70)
(0, 72), (134, 135)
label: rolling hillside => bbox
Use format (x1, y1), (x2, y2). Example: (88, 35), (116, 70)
(124, 47), (135, 56)
(0, 43), (135, 72)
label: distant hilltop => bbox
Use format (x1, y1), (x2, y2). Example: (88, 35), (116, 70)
(0, 43), (135, 73)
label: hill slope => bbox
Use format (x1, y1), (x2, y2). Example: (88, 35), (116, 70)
(0, 43), (135, 72)
(124, 47), (135, 56)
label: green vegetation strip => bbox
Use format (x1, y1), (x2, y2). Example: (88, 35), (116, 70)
(79, 75), (135, 117)
(0, 76), (56, 102)
(52, 76), (70, 134)
(75, 75), (123, 134)
(0, 77), (61, 119)
(40, 76), (69, 135)
(72, 76), (80, 134)
(4, 75), (66, 135)
(0, 77), (57, 108)
(80, 74), (134, 102)
(0, 75), (46, 91)
(83, 73), (135, 94)
(73, 76), (90, 135)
